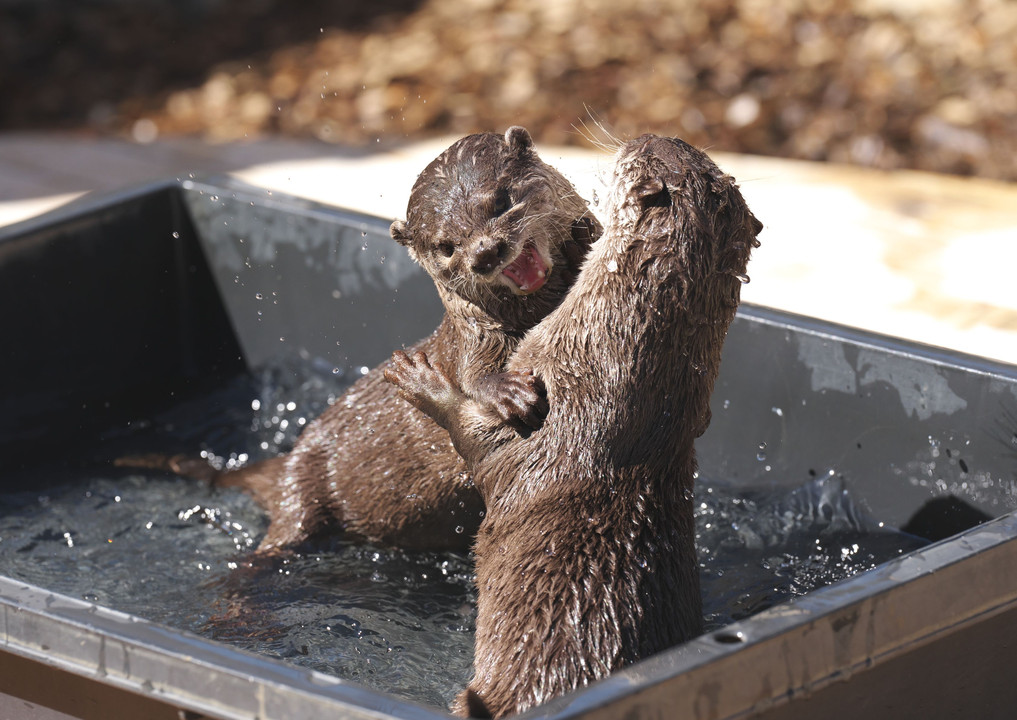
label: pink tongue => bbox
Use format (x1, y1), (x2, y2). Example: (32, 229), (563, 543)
(502, 245), (548, 293)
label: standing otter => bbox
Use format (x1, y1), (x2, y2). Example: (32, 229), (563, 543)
(134, 127), (600, 553)
(386, 135), (761, 716)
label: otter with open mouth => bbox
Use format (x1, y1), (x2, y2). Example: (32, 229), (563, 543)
(247, 126), (600, 553)
(389, 127), (593, 330)
(387, 134), (761, 716)
(125, 127), (601, 555)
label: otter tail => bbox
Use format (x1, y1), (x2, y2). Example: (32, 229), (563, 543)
(114, 453), (219, 482)
(113, 453), (287, 511)
(213, 456), (287, 511)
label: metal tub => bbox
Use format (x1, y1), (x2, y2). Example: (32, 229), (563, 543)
(1, 178), (1015, 720)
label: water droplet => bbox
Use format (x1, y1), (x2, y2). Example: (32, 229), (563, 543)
(756, 442), (767, 461)
(171, 231), (180, 239)
(736, 273), (750, 284)
(255, 293), (264, 300)
(454, 525), (464, 534)
(607, 259), (619, 273)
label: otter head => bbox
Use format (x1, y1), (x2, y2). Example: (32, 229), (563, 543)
(607, 134), (762, 278)
(605, 134), (762, 439)
(390, 127), (599, 329)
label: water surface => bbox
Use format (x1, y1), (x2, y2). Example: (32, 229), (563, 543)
(0, 365), (928, 710)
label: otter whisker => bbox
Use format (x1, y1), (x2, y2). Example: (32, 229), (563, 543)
(572, 109), (624, 154)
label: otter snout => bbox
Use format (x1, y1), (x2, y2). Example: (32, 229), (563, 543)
(470, 236), (508, 274)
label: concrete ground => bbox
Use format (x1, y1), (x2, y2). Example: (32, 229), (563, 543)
(1, 132), (1015, 365)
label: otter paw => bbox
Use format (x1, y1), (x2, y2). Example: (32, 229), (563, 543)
(477, 369), (548, 433)
(384, 351), (462, 423)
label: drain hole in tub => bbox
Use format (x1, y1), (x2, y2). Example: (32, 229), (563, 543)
(713, 631), (746, 644)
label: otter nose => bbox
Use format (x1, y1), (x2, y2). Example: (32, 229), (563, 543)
(470, 237), (506, 274)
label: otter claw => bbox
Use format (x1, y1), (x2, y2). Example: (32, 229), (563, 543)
(479, 370), (548, 433)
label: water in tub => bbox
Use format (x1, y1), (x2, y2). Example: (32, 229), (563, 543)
(0, 360), (928, 710)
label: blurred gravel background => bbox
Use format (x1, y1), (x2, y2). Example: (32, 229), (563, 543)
(2, 0), (1015, 180)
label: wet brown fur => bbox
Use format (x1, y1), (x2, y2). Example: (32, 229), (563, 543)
(123, 127), (600, 554)
(386, 135), (761, 716)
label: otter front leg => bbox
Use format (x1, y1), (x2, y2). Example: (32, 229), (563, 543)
(385, 350), (494, 466)
(384, 351), (465, 430)
(385, 351), (540, 468)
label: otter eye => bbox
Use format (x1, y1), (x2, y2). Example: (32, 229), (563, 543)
(492, 187), (511, 217)
(436, 242), (455, 258)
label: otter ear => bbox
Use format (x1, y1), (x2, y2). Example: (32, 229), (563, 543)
(504, 126), (533, 154)
(390, 219), (412, 247)
(633, 178), (672, 209)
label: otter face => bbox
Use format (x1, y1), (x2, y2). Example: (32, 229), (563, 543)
(414, 176), (554, 298)
(391, 127), (594, 309)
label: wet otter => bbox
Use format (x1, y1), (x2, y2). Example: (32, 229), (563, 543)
(125, 127), (600, 553)
(386, 135), (761, 716)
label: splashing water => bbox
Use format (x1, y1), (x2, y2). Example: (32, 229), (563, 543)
(0, 364), (928, 710)
(697, 471), (928, 628)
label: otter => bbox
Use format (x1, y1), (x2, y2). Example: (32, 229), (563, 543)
(124, 127), (600, 554)
(385, 135), (761, 717)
